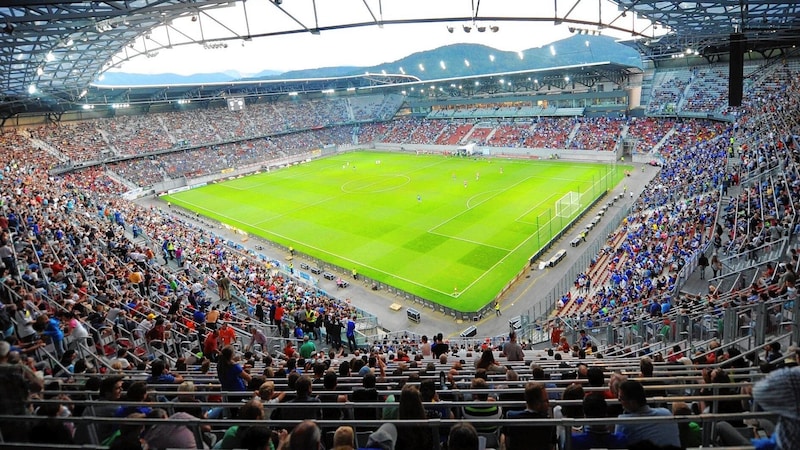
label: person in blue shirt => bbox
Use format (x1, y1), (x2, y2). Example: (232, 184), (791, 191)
(571, 393), (628, 450)
(146, 359), (184, 385)
(217, 346), (251, 392)
(346, 315), (357, 352)
(34, 313), (65, 358)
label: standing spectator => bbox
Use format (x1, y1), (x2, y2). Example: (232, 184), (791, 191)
(217, 274), (231, 301)
(502, 382), (556, 450)
(205, 306), (220, 330)
(217, 346), (251, 392)
(711, 253), (722, 277)
(419, 335), (431, 358)
(274, 302), (284, 330)
(329, 316), (343, 349)
(247, 325), (268, 353)
(614, 380), (681, 449)
(255, 301), (265, 324)
(698, 253), (709, 280)
(218, 322), (236, 348)
(346, 315), (357, 352)
(432, 333), (449, 358)
(503, 331), (525, 361)
(203, 330), (220, 363)
(299, 335), (316, 359)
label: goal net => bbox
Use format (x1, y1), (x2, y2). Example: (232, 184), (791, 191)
(555, 191), (581, 218)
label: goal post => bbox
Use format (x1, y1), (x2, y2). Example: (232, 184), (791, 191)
(555, 191), (581, 219)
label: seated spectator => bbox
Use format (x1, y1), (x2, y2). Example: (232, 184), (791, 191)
(750, 366), (799, 450)
(502, 382), (556, 450)
(274, 375), (321, 421)
(285, 420), (322, 450)
(553, 383), (584, 449)
(448, 422), (480, 450)
(571, 393), (627, 450)
(332, 425), (355, 450)
(475, 349), (507, 374)
(461, 377), (499, 445)
(365, 423), (397, 450)
(147, 358), (184, 384)
(141, 409), (203, 449)
(215, 398), (266, 449)
(615, 380), (680, 449)
(395, 384), (435, 450)
(672, 402), (701, 448)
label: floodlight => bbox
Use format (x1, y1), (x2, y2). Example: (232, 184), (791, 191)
(477, 26), (486, 32)
(462, 25), (471, 33)
(447, 26), (454, 33)
(490, 25), (499, 32)
(28, 84), (36, 94)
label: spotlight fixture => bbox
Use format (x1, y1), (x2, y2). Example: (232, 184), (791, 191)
(462, 24), (471, 33)
(569, 27), (576, 33)
(490, 25), (499, 32)
(3, 22), (14, 35)
(477, 26), (486, 32)
(191, 15), (198, 22)
(446, 26), (454, 33)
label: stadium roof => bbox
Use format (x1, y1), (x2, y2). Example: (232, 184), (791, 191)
(2, 0), (800, 117)
(613, 1), (800, 60)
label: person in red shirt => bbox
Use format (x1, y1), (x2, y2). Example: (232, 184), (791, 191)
(551, 324), (563, 347)
(218, 322), (236, 348)
(283, 340), (296, 359)
(274, 302), (285, 328)
(203, 330), (219, 362)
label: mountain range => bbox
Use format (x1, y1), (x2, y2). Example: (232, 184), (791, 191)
(99, 35), (641, 86)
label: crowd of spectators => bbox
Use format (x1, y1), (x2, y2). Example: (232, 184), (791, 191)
(646, 71), (690, 115)
(558, 61), (800, 345)
(568, 117), (625, 151)
(2, 60), (800, 450)
(21, 95), (396, 165)
(625, 117), (675, 153)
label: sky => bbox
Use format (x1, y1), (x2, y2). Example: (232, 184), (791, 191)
(109, 0), (659, 77)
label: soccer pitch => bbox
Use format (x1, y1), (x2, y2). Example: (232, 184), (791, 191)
(164, 151), (627, 312)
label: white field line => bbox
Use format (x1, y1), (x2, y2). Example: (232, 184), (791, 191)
(179, 160), (597, 298)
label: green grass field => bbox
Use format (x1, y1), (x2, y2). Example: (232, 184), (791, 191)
(164, 151), (627, 311)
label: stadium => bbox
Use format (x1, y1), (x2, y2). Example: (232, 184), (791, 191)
(0, 1), (799, 449)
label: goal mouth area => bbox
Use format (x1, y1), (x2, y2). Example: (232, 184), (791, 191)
(555, 191), (581, 219)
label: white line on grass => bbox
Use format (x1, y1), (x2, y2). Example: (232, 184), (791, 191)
(176, 197), (457, 296)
